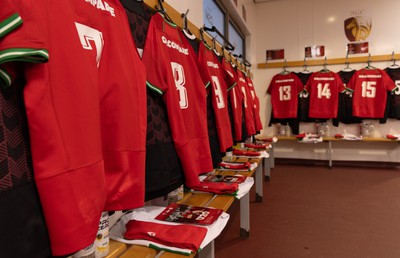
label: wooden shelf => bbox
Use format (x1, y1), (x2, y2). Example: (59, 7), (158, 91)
(257, 53), (400, 69)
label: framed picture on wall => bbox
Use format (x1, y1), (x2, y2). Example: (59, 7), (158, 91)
(266, 49), (285, 61)
(347, 42), (369, 55)
(305, 45), (325, 58)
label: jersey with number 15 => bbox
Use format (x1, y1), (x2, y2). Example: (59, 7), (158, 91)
(347, 68), (397, 118)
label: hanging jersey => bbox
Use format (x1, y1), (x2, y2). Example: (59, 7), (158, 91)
(305, 71), (345, 119)
(0, 73), (51, 258)
(384, 67), (400, 119)
(198, 42), (233, 152)
(245, 76), (263, 132)
(183, 31), (222, 166)
(142, 13), (213, 183)
(121, 0), (184, 201)
(221, 58), (242, 141)
(0, 0), (22, 38)
(294, 72), (315, 123)
(347, 68), (397, 118)
(237, 70), (256, 136)
(334, 70), (362, 125)
(11, 0), (147, 255)
(267, 72), (303, 119)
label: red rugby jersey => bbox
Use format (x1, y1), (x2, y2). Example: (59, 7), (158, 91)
(198, 42), (233, 152)
(142, 13), (213, 179)
(237, 70), (256, 136)
(267, 72), (303, 119)
(10, 0), (147, 255)
(305, 71), (345, 119)
(347, 68), (397, 118)
(221, 58), (243, 141)
(245, 75), (263, 132)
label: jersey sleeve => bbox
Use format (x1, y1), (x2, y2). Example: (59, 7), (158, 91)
(335, 73), (346, 93)
(382, 70), (397, 92)
(346, 71), (357, 91)
(304, 73), (314, 93)
(0, 0), (22, 38)
(141, 18), (168, 95)
(0, 1), (48, 64)
(293, 74), (304, 94)
(266, 75), (276, 94)
(0, 62), (16, 88)
(222, 59), (237, 91)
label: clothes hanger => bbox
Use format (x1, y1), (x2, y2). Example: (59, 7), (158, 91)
(388, 51), (399, 69)
(320, 56), (330, 72)
(365, 53), (377, 70)
(181, 9), (196, 40)
(280, 59), (290, 75)
(156, 0), (174, 24)
(342, 52), (354, 71)
(302, 58), (311, 74)
(211, 36), (221, 56)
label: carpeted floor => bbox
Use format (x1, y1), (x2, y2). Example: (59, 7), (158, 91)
(214, 162), (400, 258)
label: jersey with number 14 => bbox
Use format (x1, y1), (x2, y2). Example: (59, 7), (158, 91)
(267, 72), (303, 119)
(347, 68), (397, 118)
(305, 71), (345, 119)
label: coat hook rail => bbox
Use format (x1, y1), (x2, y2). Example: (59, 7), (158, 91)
(257, 53), (400, 69)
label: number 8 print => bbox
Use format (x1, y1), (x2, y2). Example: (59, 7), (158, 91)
(171, 62), (188, 109)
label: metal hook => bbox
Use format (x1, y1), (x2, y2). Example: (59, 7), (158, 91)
(367, 53), (371, 67)
(323, 56), (328, 70)
(345, 52), (349, 68)
(181, 9), (189, 30)
(391, 51), (397, 66)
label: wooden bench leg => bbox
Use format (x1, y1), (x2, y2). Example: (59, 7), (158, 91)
(198, 240), (214, 258)
(263, 157), (271, 181)
(255, 164), (263, 203)
(240, 192), (250, 239)
(270, 144), (275, 168)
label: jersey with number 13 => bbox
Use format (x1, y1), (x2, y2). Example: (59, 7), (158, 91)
(267, 72), (303, 119)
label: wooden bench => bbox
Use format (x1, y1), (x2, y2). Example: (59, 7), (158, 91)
(105, 189), (237, 258)
(105, 157), (263, 257)
(270, 135), (400, 167)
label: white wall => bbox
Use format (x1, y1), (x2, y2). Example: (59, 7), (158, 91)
(254, 0), (400, 162)
(164, 1), (203, 27)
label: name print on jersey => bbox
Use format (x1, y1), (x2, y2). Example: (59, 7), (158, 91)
(207, 61), (219, 69)
(161, 36), (189, 55)
(85, 0), (115, 17)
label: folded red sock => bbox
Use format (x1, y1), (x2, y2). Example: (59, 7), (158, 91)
(233, 149), (260, 157)
(386, 134), (398, 140)
(217, 161), (251, 170)
(244, 143), (269, 149)
(124, 219), (207, 252)
(191, 181), (238, 195)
